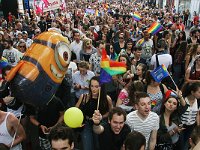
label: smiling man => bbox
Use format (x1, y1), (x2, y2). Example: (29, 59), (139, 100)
(49, 123), (75, 150)
(126, 92), (159, 150)
(92, 107), (131, 150)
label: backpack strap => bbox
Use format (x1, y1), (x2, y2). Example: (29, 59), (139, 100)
(156, 54), (160, 68)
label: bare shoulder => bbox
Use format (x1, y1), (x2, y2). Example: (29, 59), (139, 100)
(106, 95), (112, 102)
(186, 67), (191, 73)
(106, 95), (113, 108)
(7, 113), (19, 126)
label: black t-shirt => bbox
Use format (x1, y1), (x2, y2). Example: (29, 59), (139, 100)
(31, 98), (64, 138)
(99, 123), (131, 150)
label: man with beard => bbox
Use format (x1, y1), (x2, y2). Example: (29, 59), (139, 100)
(2, 39), (22, 67)
(92, 107), (131, 150)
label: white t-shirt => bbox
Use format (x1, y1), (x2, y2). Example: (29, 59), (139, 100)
(70, 40), (83, 62)
(3, 48), (22, 67)
(150, 53), (172, 69)
(126, 111), (159, 149)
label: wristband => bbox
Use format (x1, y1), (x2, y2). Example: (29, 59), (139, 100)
(38, 123), (41, 127)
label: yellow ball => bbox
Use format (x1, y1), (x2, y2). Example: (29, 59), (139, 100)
(64, 107), (84, 128)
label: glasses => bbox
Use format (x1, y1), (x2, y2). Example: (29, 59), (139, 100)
(19, 45), (26, 48)
(119, 37), (124, 39)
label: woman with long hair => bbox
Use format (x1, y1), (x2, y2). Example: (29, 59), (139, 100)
(133, 63), (147, 83)
(108, 45), (117, 60)
(76, 76), (112, 150)
(172, 31), (186, 50)
(185, 44), (200, 70)
(156, 90), (187, 150)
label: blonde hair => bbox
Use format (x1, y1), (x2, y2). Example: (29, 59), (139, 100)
(82, 37), (92, 51)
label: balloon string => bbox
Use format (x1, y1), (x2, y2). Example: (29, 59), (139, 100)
(97, 88), (101, 110)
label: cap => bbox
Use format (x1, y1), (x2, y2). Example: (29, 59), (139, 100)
(165, 90), (178, 100)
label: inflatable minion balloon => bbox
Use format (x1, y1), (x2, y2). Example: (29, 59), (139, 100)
(1, 31), (71, 106)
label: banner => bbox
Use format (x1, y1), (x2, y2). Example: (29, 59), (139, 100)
(34, 0), (60, 13)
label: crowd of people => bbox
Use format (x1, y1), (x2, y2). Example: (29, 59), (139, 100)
(0, 0), (200, 150)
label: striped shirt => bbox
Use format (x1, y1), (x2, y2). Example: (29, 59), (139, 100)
(181, 97), (199, 125)
(126, 111), (159, 149)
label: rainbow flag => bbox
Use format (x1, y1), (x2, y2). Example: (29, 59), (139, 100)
(151, 100), (157, 108)
(100, 49), (126, 81)
(133, 12), (142, 21)
(137, 38), (145, 46)
(148, 22), (163, 35)
(95, 10), (100, 17)
(103, 3), (109, 10)
(150, 64), (169, 83)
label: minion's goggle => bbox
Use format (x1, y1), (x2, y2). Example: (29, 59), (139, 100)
(34, 39), (71, 71)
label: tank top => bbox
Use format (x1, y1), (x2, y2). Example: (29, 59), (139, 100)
(0, 112), (22, 150)
(84, 97), (98, 118)
(148, 91), (163, 114)
(189, 69), (200, 80)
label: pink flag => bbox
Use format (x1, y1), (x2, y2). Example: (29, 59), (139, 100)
(42, 0), (50, 8)
(36, 5), (42, 14)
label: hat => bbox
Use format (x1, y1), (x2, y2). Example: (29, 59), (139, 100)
(165, 90), (178, 100)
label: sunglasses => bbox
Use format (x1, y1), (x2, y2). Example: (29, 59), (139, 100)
(119, 37), (124, 39)
(19, 45), (26, 48)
